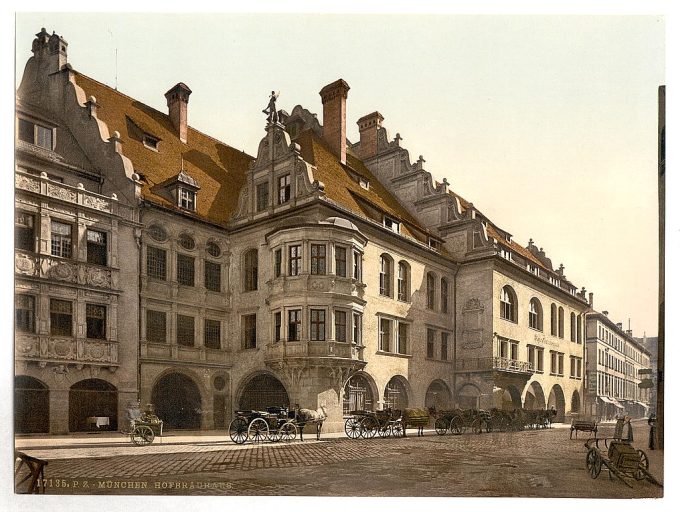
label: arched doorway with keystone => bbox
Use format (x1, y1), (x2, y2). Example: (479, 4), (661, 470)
(151, 372), (202, 430)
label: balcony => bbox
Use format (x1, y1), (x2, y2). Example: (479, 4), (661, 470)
(15, 251), (115, 289)
(15, 333), (118, 366)
(456, 356), (534, 375)
(265, 340), (364, 365)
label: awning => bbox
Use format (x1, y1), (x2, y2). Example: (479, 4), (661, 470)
(610, 398), (624, 409)
(598, 396), (624, 408)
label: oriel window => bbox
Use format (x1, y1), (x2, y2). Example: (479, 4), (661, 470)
(288, 309), (301, 341)
(289, 245), (302, 276)
(310, 244), (326, 275)
(274, 249), (282, 277)
(50, 299), (72, 337)
(86, 229), (108, 266)
(15, 211), (35, 252)
(274, 312), (282, 342)
(86, 304), (106, 340)
(335, 247), (347, 277)
(15, 295), (35, 333)
(335, 311), (347, 342)
(310, 309), (326, 341)
(50, 220), (72, 258)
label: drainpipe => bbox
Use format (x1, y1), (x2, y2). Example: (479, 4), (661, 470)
(452, 262), (461, 408)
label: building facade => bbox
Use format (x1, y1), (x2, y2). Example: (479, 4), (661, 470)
(585, 311), (652, 420)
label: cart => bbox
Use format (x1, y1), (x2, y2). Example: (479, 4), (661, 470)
(344, 409), (403, 439)
(229, 407), (298, 444)
(120, 403), (163, 445)
(584, 437), (662, 488)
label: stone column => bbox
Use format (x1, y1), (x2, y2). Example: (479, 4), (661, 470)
(49, 388), (69, 434)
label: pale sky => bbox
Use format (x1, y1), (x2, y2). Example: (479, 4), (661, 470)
(14, 12), (665, 337)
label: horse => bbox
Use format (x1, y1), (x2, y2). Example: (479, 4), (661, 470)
(296, 405), (327, 441)
(400, 408), (431, 437)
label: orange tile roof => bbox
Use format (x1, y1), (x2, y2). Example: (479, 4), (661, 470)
(486, 223), (547, 270)
(74, 73), (253, 227)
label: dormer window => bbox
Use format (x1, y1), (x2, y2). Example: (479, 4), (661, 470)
(18, 118), (53, 150)
(165, 169), (200, 212)
(384, 216), (400, 233)
(500, 247), (512, 261)
(143, 135), (159, 151)
(428, 238), (441, 251)
(549, 276), (560, 287)
(179, 188), (196, 211)
(527, 264), (540, 276)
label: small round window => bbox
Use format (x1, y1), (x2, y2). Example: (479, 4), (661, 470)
(147, 224), (167, 242)
(206, 242), (221, 258)
(178, 234), (195, 250)
(214, 376), (226, 391)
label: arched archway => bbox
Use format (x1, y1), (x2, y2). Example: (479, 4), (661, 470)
(152, 372), (202, 429)
(69, 379), (118, 432)
(570, 390), (581, 414)
(425, 380), (453, 410)
(548, 384), (566, 422)
(15, 376), (49, 433)
(343, 372), (377, 414)
(237, 373), (289, 411)
(524, 381), (547, 410)
(457, 383), (481, 409)
(383, 375), (410, 411)
(501, 385), (523, 411)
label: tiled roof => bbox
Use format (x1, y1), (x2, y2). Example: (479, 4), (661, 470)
(486, 223), (547, 270)
(74, 73), (253, 227)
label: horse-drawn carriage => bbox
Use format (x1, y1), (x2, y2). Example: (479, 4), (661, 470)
(229, 405), (327, 444)
(344, 409), (404, 439)
(433, 408), (490, 435)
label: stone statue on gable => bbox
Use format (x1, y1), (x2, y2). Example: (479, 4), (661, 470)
(263, 90), (280, 124)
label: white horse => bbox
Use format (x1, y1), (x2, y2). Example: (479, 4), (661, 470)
(296, 406), (327, 441)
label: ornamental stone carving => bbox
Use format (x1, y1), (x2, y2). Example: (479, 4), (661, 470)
(47, 183), (77, 202)
(85, 266), (111, 287)
(15, 174), (40, 193)
(15, 253), (37, 276)
(82, 195), (111, 212)
(48, 261), (78, 282)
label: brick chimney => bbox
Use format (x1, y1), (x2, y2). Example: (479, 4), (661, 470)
(356, 111), (384, 159)
(319, 79), (350, 164)
(165, 83), (192, 143)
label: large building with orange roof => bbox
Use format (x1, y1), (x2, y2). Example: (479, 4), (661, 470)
(14, 28), (590, 434)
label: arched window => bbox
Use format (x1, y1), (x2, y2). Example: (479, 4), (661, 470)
(500, 286), (516, 322)
(529, 298), (543, 331)
(426, 272), (436, 310)
(577, 314), (582, 343)
(397, 261), (410, 302)
(570, 312), (576, 342)
(379, 254), (393, 297)
(550, 303), (557, 336)
(558, 306), (565, 338)
(244, 249), (258, 291)
(440, 278), (449, 313)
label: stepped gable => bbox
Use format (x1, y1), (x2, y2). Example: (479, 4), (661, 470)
(73, 73), (254, 226)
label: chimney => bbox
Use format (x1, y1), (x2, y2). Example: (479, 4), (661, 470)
(603, 311), (609, 317)
(319, 79), (350, 164)
(589, 292), (594, 308)
(616, 322), (623, 330)
(165, 83), (192, 143)
(32, 28), (68, 75)
(356, 111), (384, 159)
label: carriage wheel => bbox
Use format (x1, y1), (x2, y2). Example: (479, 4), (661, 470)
(229, 417), (248, 444)
(345, 417), (362, 439)
(391, 420), (404, 437)
(434, 418), (449, 435)
(634, 449), (650, 480)
(131, 425), (154, 446)
(449, 416), (463, 435)
(279, 421), (298, 442)
(471, 418), (483, 434)
(586, 448), (602, 479)
(268, 429), (281, 442)
(360, 417), (378, 439)
(378, 424), (392, 438)
(248, 418), (269, 443)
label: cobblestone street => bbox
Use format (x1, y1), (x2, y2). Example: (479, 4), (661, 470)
(15, 420), (663, 498)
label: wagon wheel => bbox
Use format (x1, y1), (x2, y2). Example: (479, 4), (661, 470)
(434, 418), (449, 435)
(229, 417), (248, 444)
(268, 428), (281, 442)
(131, 425), (154, 446)
(471, 418), (483, 434)
(344, 417), (362, 439)
(360, 416), (378, 439)
(391, 420), (404, 437)
(634, 449), (650, 480)
(279, 421), (298, 442)
(586, 448), (602, 479)
(378, 423), (392, 438)
(248, 417), (269, 443)
(449, 416), (463, 435)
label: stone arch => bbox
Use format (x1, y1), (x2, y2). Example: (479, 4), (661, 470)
(69, 379), (118, 432)
(343, 371), (378, 414)
(523, 381), (547, 410)
(15, 376), (49, 433)
(425, 379), (453, 410)
(500, 384), (523, 411)
(457, 383), (481, 409)
(151, 372), (203, 429)
(570, 390), (581, 414)
(383, 375), (412, 411)
(548, 384), (566, 422)
(236, 372), (290, 411)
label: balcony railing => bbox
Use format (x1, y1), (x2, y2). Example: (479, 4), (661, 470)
(15, 251), (115, 289)
(456, 356), (533, 374)
(15, 333), (118, 365)
(265, 340), (363, 362)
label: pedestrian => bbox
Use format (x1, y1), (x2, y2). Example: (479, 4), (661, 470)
(625, 416), (633, 442)
(648, 414), (656, 450)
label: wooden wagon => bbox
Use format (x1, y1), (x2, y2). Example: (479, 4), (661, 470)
(344, 409), (403, 439)
(585, 437), (662, 488)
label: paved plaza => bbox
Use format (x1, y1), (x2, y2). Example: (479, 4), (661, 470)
(15, 420), (663, 498)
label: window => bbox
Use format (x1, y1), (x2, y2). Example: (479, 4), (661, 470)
(50, 299), (72, 336)
(204, 319), (221, 349)
(384, 216), (400, 233)
(274, 249), (282, 277)
(335, 247), (347, 278)
(441, 278), (449, 313)
(397, 322), (408, 355)
(528, 345), (536, 369)
(274, 312), (282, 342)
(204, 261), (221, 292)
(179, 188), (196, 211)
(558, 353), (564, 376)
(529, 298), (543, 331)
(499, 338), (508, 358)
(148, 225), (167, 242)
(397, 262), (409, 302)
(288, 310), (301, 341)
(206, 242), (221, 258)
(143, 135), (159, 150)
(441, 332), (449, 360)
(147, 246), (167, 280)
(177, 254), (195, 286)
(353, 313), (362, 346)
(278, 174), (291, 204)
(18, 118), (53, 150)
(379, 318), (392, 352)
(310, 244), (326, 275)
(570, 313), (576, 342)
(510, 341), (519, 361)
(570, 357), (576, 378)
(536, 347), (544, 372)
(177, 314), (195, 346)
(244, 249), (258, 291)
(550, 351), (558, 374)
(379, 255), (392, 296)
(335, 311), (347, 342)
(256, 182), (269, 212)
(15, 295), (35, 333)
(50, 221), (72, 258)
(353, 250), (362, 281)
(426, 273), (436, 310)
(15, 211), (35, 252)
(146, 310), (167, 343)
(289, 245), (302, 276)
(558, 307), (565, 338)
(500, 286), (516, 322)
(178, 234), (195, 251)
(550, 304), (557, 336)
(86, 304), (106, 340)
(310, 309), (326, 341)
(577, 315), (582, 343)
(427, 328), (435, 358)
(86, 230), (107, 266)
